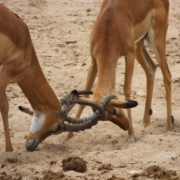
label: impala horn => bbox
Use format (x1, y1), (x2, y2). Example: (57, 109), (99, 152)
(65, 95), (116, 120)
(18, 90), (93, 117)
(63, 95), (116, 132)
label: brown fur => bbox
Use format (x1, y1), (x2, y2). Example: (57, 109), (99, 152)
(0, 4), (61, 151)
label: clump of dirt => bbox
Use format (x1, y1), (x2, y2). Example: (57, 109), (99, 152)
(136, 165), (180, 180)
(42, 170), (65, 180)
(6, 157), (18, 163)
(62, 156), (87, 173)
(106, 175), (126, 180)
(98, 163), (113, 171)
(142, 165), (176, 179)
(172, 175), (180, 180)
(0, 171), (22, 180)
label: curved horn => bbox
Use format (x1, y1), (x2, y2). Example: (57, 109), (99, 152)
(76, 90), (93, 95)
(64, 111), (100, 131)
(66, 95), (116, 120)
(65, 111), (101, 124)
(61, 95), (116, 132)
(64, 121), (98, 132)
(60, 89), (93, 105)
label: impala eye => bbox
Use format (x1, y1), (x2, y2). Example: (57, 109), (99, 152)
(112, 108), (116, 115)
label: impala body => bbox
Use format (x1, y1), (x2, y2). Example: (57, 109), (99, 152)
(0, 4), (64, 151)
(65, 0), (172, 142)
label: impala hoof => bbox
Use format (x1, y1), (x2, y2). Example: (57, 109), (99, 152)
(128, 137), (135, 144)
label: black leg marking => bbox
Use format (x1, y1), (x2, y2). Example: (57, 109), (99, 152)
(171, 115), (174, 124)
(149, 108), (153, 116)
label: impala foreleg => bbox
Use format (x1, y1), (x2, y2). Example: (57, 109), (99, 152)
(0, 92), (13, 151)
(124, 52), (135, 143)
(160, 62), (173, 131)
(136, 40), (157, 128)
(76, 60), (97, 116)
(0, 72), (13, 151)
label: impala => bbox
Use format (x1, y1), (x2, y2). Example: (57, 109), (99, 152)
(0, 4), (136, 152)
(65, 0), (173, 142)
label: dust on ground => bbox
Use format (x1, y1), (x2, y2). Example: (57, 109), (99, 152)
(0, 0), (180, 179)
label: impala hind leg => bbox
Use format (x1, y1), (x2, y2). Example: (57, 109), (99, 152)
(124, 53), (135, 143)
(136, 40), (157, 128)
(64, 59), (97, 141)
(151, 25), (173, 131)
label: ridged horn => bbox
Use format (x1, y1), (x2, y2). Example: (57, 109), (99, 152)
(76, 90), (93, 95)
(66, 95), (116, 120)
(65, 111), (101, 124)
(64, 111), (100, 131)
(60, 89), (93, 105)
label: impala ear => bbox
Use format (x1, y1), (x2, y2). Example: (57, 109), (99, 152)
(18, 106), (33, 116)
(110, 99), (138, 109)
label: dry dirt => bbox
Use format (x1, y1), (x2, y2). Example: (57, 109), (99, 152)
(62, 156), (86, 173)
(0, 0), (180, 179)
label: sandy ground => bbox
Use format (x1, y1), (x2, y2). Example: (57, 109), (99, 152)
(0, 0), (180, 179)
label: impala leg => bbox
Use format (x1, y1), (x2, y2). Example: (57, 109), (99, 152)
(64, 59), (97, 141)
(160, 62), (173, 131)
(136, 40), (157, 128)
(151, 25), (173, 131)
(76, 59), (97, 117)
(124, 53), (135, 143)
(0, 92), (13, 151)
(0, 72), (13, 151)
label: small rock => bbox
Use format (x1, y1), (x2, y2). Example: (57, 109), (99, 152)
(50, 161), (57, 165)
(86, 9), (91, 12)
(82, 63), (86, 66)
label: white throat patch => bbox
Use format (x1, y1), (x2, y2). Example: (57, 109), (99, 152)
(30, 111), (45, 133)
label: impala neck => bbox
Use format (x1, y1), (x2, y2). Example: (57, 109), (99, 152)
(18, 47), (60, 112)
(94, 58), (117, 99)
